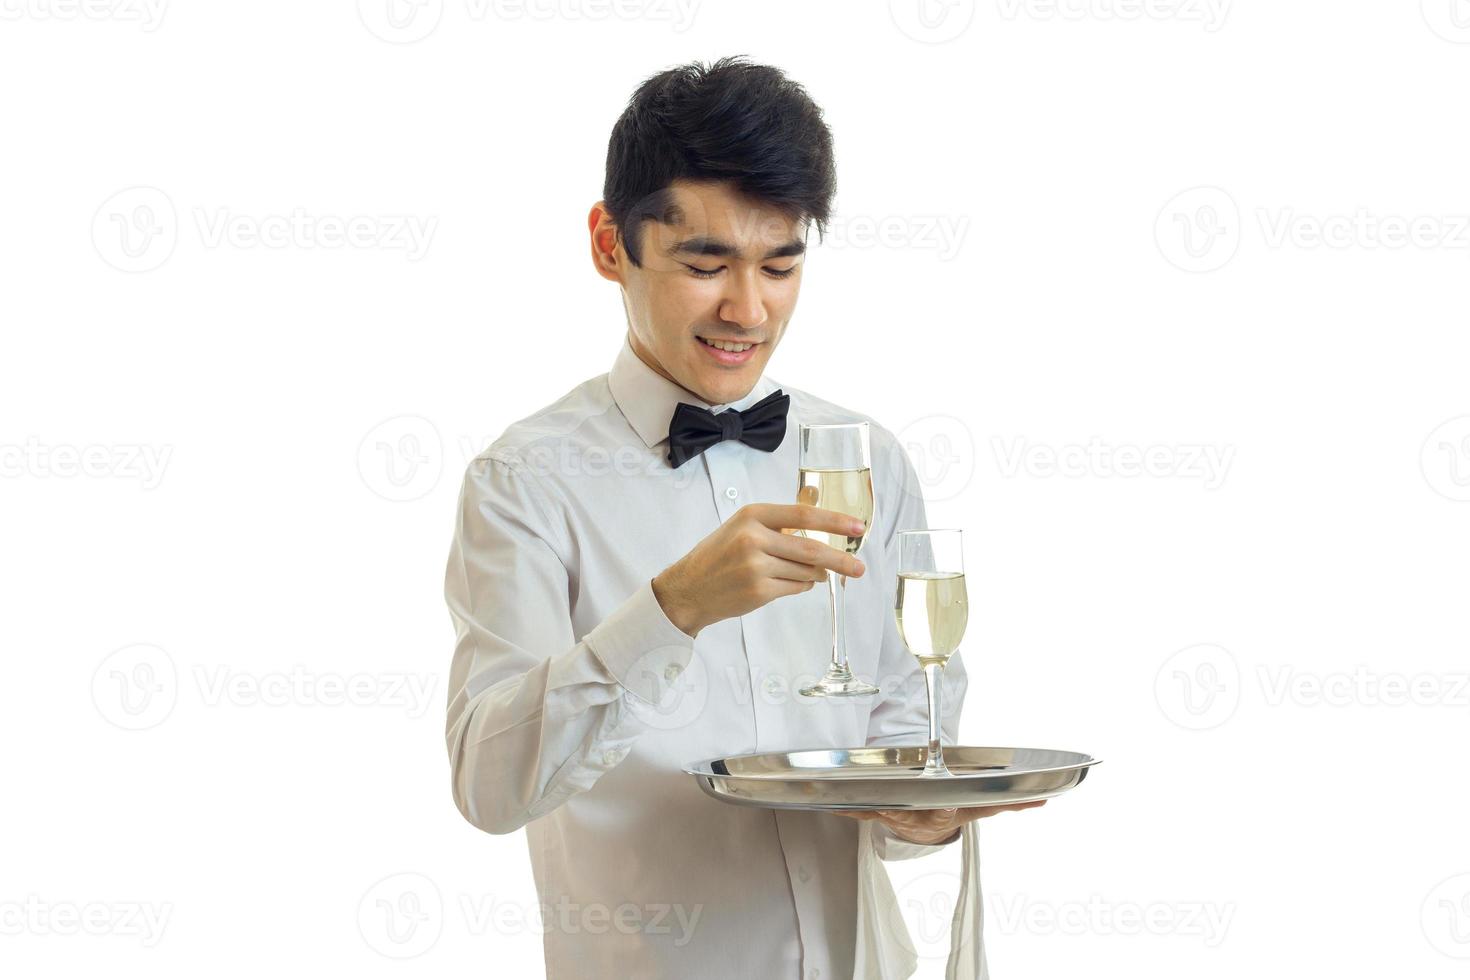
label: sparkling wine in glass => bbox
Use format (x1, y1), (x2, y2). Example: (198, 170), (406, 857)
(797, 422), (880, 697)
(895, 529), (968, 776)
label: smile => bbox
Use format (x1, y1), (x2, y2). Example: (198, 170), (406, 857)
(697, 336), (758, 352)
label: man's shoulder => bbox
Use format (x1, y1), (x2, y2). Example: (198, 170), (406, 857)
(472, 372), (619, 470)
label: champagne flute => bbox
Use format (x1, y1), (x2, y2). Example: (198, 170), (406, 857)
(895, 529), (968, 776)
(796, 422), (880, 697)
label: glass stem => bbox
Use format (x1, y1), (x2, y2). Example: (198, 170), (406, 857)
(922, 662), (948, 775)
(827, 570), (849, 675)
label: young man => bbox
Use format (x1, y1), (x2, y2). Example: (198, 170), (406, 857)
(444, 57), (1039, 979)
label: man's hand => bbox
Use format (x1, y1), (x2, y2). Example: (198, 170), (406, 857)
(652, 503), (866, 637)
(839, 800), (1047, 845)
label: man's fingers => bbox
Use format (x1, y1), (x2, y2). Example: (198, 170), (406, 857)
(840, 799), (1049, 825)
(763, 553), (829, 583)
(841, 809), (922, 822)
(961, 800), (1048, 819)
(766, 576), (820, 600)
(754, 503), (867, 538)
(765, 526), (864, 578)
(835, 800), (1050, 856)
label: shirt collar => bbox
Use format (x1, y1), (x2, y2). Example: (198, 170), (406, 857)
(609, 335), (780, 451)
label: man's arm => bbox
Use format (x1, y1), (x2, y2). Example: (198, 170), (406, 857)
(444, 452), (695, 835)
(446, 445), (872, 836)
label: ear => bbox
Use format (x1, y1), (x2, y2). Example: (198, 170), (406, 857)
(588, 202), (625, 284)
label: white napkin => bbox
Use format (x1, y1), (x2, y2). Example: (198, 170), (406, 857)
(853, 819), (988, 980)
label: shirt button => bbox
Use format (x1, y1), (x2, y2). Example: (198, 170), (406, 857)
(762, 676), (784, 697)
(664, 663), (683, 681)
(808, 969), (820, 979)
(724, 486), (739, 500)
(603, 748), (624, 766)
(797, 865), (811, 883)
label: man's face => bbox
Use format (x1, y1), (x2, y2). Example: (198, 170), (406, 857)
(611, 179), (807, 406)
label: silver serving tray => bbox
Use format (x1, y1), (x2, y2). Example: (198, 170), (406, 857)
(685, 746), (1099, 811)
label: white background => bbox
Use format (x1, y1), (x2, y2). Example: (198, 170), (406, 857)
(3, 1), (1469, 977)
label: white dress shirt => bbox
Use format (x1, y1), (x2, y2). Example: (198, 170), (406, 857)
(444, 337), (974, 979)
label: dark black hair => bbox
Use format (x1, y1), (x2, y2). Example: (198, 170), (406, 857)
(602, 56), (836, 267)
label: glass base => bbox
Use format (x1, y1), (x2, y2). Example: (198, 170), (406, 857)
(799, 664), (880, 698)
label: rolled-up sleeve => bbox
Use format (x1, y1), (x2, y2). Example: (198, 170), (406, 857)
(444, 452), (694, 835)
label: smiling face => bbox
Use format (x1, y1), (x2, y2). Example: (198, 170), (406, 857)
(589, 179), (807, 406)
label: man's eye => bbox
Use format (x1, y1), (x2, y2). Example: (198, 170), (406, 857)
(682, 264), (799, 280)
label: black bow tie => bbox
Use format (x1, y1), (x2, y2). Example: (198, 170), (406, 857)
(666, 389), (790, 468)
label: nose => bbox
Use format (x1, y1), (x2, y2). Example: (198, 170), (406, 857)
(718, 269), (769, 331)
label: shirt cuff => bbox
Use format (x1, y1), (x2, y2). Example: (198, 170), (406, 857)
(871, 820), (962, 860)
(583, 578), (697, 705)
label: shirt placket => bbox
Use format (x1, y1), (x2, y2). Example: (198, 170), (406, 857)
(703, 441), (830, 980)
(700, 443), (765, 747)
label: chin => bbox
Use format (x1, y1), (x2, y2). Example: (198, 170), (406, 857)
(678, 337), (770, 403)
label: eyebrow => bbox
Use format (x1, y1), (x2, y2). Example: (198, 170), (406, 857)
(667, 236), (807, 261)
